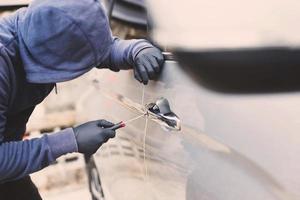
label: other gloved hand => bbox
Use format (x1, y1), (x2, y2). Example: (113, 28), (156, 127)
(133, 46), (164, 85)
(73, 120), (116, 155)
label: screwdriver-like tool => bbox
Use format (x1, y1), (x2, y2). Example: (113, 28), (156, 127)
(110, 121), (126, 131)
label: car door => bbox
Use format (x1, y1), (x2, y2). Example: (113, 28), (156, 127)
(141, 58), (300, 200)
(141, 59), (215, 200)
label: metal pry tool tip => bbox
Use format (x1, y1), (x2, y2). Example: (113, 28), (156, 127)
(110, 121), (126, 131)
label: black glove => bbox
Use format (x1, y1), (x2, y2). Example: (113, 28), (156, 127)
(73, 120), (116, 155)
(133, 47), (164, 85)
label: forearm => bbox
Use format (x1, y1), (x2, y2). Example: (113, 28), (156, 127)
(0, 128), (77, 183)
(101, 37), (153, 71)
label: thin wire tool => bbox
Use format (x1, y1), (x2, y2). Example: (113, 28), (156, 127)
(122, 84), (148, 125)
(123, 114), (145, 125)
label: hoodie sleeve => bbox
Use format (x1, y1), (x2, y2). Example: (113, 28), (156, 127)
(0, 129), (78, 183)
(0, 54), (78, 183)
(101, 37), (154, 71)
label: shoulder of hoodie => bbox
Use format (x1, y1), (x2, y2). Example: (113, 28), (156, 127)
(0, 8), (26, 49)
(0, 9), (25, 105)
(0, 8), (25, 77)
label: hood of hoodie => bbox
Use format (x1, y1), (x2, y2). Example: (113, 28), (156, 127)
(16, 0), (113, 83)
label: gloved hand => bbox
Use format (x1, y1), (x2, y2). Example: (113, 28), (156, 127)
(73, 120), (116, 155)
(133, 47), (164, 85)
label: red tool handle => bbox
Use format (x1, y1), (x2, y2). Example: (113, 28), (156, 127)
(109, 121), (126, 131)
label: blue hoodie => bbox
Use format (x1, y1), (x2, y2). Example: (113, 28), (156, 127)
(0, 0), (153, 183)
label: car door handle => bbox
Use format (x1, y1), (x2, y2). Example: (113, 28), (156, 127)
(146, 98), (181, 131)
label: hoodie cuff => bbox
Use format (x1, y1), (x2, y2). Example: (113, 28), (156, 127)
(101, 38), (154, 71)
(47, 128), (78, 159)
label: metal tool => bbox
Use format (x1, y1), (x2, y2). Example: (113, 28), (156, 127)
(123, 114), (146, 125)
(110, 121), (126, 131)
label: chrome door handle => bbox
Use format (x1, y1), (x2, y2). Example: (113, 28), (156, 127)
(146, 97), (181, 131)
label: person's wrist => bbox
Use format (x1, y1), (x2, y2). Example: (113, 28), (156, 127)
(47, 128), (79, 159)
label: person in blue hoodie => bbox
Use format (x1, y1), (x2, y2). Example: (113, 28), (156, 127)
(0, 0), (164, 199)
